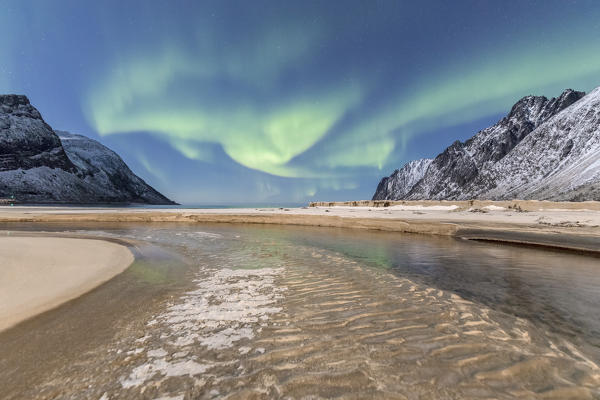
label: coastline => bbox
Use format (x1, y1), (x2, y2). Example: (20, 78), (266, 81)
(0, 200), (600, 255)
(0, 236), (134, 332)
(1, 200), (599, 255)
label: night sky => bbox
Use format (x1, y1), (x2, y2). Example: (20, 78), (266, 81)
(2, 0), (600, 204)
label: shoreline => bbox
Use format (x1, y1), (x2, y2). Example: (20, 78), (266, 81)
(0, 236), (134, 332)
(0, 201), (599, 256)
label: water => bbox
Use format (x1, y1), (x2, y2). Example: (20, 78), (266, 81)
(1, 223), (599, 399)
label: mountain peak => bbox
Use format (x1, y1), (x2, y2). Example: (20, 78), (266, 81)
(508, 89), (585, 125)
(0, 94), (31, 107)
(0, 94), (42, 120)
(555, 88), (586, 110)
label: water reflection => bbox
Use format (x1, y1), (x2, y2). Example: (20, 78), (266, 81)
(0, 222), (599, 399)
(267, 226), (600, 355)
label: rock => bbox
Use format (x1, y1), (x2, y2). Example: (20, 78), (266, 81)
(0, 94), (75, 172)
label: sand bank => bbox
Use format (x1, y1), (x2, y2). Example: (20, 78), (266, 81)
(309, 199), (600, 211)
(0, 236), (134, 332)
(0, 200), (599, 254)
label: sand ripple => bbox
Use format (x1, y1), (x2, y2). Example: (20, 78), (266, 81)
(119, 267), (285, 390)
(208, 249), (600, 399)
(114, 242), (600, 399)
(9, 227), (598, 400)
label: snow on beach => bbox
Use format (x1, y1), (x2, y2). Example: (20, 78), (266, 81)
(482, 205), (506, 211)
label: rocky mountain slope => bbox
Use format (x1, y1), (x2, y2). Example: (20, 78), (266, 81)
(372, 159), (432, 200)
(373, 88), (600, 201)
(0, 95), (75, 172)
(0, 95), (175, 204)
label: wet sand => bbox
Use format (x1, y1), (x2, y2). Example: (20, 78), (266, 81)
(0, 236), (134, 331)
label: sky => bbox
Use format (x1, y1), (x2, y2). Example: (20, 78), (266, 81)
(1, 0), (600, 204)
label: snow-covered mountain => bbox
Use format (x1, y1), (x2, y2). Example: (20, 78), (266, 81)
(372, 159), (432, 200)
(0, 95), (175, 204)
(476, 87), (600, 201)
(373, 87), (600, 201)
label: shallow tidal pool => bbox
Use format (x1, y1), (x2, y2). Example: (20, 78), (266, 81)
(1, 223), (599, 399)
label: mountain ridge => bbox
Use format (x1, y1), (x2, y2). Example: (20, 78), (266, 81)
(373, 88), (599, 201)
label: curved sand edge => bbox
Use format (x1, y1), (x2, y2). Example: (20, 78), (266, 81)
(0, 237), (134, 332)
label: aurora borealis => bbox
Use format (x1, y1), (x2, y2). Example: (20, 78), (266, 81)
(2, 1), (600, 203)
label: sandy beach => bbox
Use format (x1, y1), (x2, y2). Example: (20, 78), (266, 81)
(0, 199), (599, 254)
(0, 236), (134, 332)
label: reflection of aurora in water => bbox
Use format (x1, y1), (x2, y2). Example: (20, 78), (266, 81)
(127, 261), (173, 285)
(1, 223), (600, 399)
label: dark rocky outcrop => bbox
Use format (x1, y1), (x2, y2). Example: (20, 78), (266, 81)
(0, 95), (75, 172)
